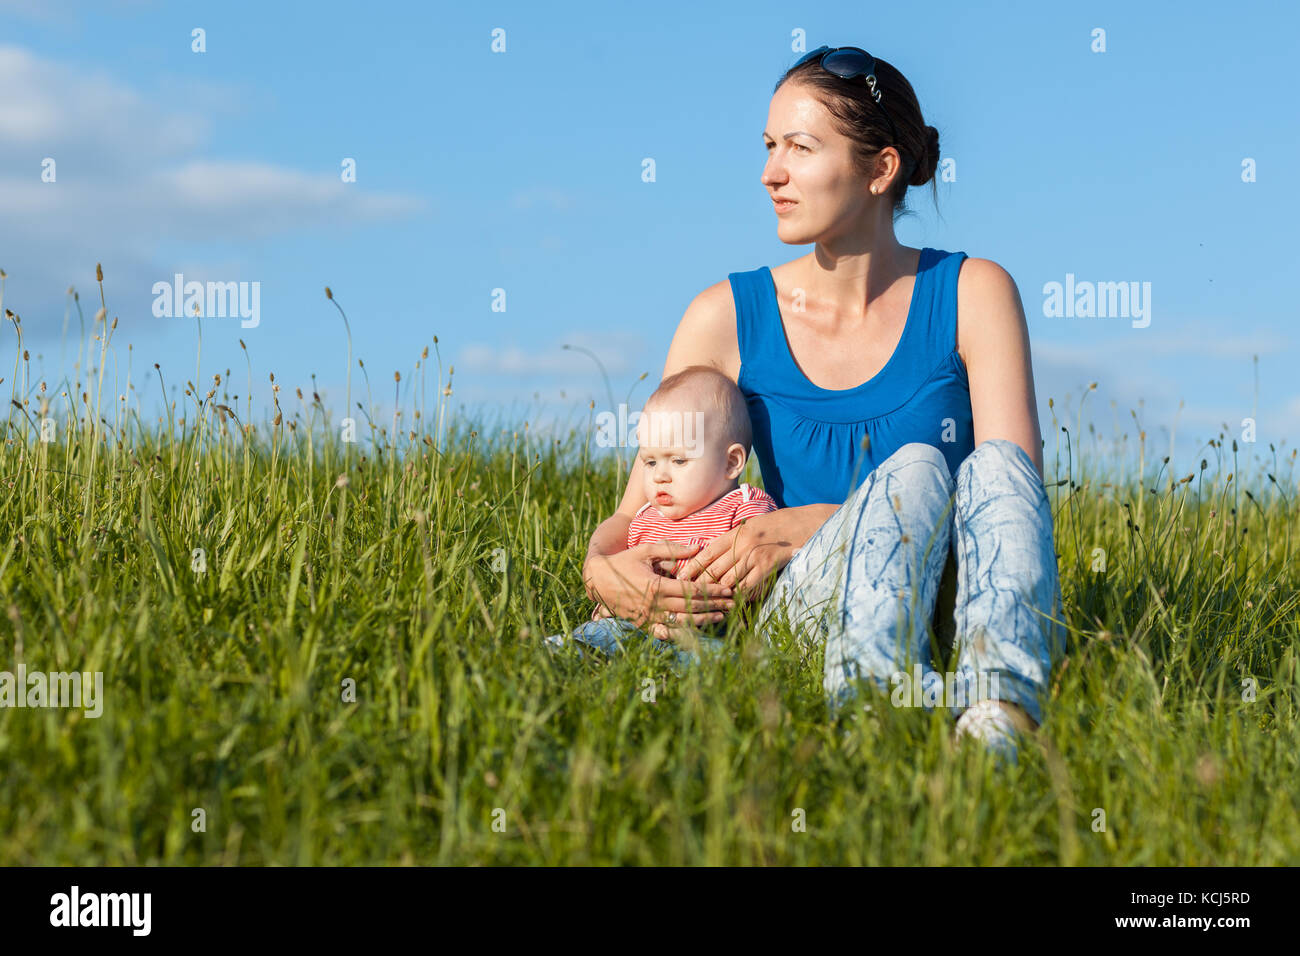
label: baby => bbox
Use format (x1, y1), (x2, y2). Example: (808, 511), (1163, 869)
(625, 366), (778, 639)
(548, 364), (778, 654)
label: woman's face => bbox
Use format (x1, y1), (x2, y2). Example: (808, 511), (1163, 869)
(761, 80), (880, 244)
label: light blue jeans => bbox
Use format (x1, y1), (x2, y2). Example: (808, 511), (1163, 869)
(547, 439), (1065, 725)
(543, 616), (728, 671)
(757, 439), (1066, 726)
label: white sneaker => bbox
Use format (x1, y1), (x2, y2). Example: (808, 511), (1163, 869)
(955, 699), (1023, 766)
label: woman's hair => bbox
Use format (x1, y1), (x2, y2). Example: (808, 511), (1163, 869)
(775, 50), (941, 220)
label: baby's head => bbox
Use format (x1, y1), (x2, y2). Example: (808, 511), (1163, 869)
(636, 365), (752, 519)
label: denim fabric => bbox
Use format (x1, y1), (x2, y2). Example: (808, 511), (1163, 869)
(544, 439), (1065, 725)
(543, 616), (728, 670)
(756, 439), (1066, 726)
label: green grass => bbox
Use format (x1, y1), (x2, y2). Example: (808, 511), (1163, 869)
(1, 279), (1298, 865)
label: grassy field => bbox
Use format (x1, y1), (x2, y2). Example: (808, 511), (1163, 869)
(2, 281), (1298, 865)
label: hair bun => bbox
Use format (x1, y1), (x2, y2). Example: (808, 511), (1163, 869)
(909, 125), (940, 186)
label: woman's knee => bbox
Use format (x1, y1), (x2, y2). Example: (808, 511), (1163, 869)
(955, 438), (1052, 523)
(883, 441), (951, 478)
(847, 442), (952, 508)
(957, 438), (1042, 489)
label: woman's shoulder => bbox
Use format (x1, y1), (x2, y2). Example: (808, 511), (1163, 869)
(764, 253), (814, 291)
(954, 254), (1028, 370)
(954, 253), (1015, 289)
(686, 253), (809, 314)
(953, 253), (1012, 325)
(664, 255), (810, 383)
(665, 276), (743, 382)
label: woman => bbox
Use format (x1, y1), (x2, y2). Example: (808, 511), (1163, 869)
(576, 45), (1066, 761)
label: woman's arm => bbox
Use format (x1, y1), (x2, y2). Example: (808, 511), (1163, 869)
(661, 282), (842, 598)
(580, 454), (732, 624)
(956, 258), (1045, 476)
(581, 509), (634, 601)
(579, 279), (743, 625)
(674, 502), (837, 600)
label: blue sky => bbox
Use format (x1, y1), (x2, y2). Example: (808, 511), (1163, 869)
(1, 0), (1297, 479)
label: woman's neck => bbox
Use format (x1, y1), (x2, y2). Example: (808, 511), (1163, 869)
(803, 240), (917, 321)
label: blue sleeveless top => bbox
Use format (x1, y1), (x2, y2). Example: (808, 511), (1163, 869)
(729, 247), (974, 509)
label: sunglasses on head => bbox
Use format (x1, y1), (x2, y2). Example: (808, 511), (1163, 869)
(792, 45), (901, 145)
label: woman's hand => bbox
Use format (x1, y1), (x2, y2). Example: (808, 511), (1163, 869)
(584, 540), (736, 629)
(675, 507), (826, 602)
(647, 621), (692, 642)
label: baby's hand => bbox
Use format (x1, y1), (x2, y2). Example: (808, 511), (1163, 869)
(651, 559), (678, 578)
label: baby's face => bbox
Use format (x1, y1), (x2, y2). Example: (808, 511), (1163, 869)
(636, 403), (741, 519)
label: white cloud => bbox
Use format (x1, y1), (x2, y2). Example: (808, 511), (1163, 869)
(0, 45), (206, 160)
(156, 161), (423, 236)
(0, 44), (425, 335)
(458, 336), (640, 378)
(1033, 323), (1288, 366)
(0, 1), (79, 25)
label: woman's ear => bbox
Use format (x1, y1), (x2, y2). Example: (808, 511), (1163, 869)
(869, 146), (905, 196)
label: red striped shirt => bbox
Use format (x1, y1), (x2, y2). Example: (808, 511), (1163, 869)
(627, 482), (779, 577)
(586, 483), (779, 623)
